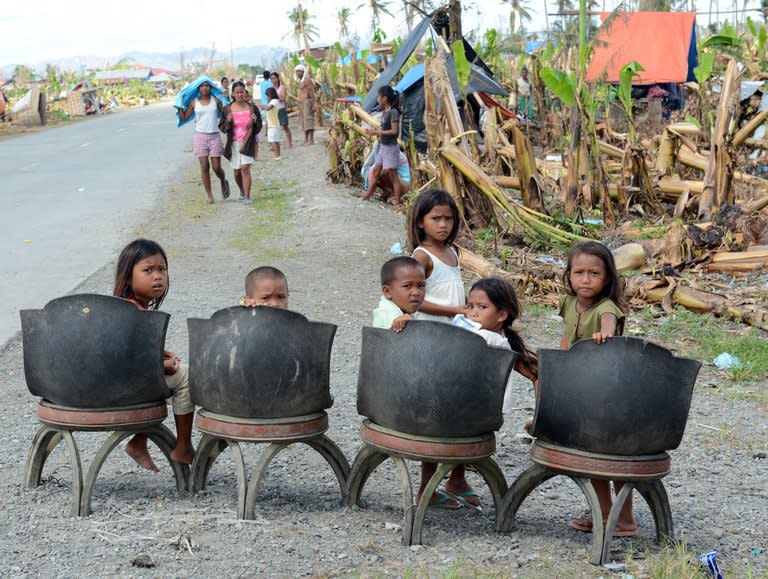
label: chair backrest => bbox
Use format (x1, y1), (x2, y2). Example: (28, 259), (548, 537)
(188, 306), (337, 418)
(357, 321), (517, 437)
(21, 294), (170, 408)
(533, 336), (701, 456)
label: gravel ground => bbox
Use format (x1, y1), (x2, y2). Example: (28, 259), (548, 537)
(0, 130), (766, 577)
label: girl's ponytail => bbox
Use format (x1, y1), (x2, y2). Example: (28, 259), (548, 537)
(503, 328), (538, 379)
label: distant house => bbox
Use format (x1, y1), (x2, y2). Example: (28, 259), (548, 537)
(94, 69), (152, 86)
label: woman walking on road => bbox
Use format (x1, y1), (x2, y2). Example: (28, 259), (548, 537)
(219, 81), (261, 205)
(176, 77), (230, 204)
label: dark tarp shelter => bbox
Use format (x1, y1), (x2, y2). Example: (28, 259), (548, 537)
(363, 16), (508, 151)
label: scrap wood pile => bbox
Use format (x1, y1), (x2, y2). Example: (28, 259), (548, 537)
(326, 52), (768, 331)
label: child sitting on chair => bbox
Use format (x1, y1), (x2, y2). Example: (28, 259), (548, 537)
(241, 266), (289, 309)
(372, 256), (426, 332)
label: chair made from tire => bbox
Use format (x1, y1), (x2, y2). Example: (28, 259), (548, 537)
(187, 306), (349, 519)
(21, 294), (189, 516)
(345, 321), (517, 546)
(497, 336), (701, 565)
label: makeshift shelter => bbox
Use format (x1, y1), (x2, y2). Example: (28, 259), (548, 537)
(363, 16), (508, 151)
(586, 12), (698, 84)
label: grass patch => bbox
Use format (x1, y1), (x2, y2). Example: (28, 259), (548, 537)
(228, 177), (297, 259)
(633, 308), (768, 385)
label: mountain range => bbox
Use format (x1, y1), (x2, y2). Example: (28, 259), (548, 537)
(1, 45), (289, 78)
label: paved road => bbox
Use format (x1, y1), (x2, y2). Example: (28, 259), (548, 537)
(0, 103), (193, 346)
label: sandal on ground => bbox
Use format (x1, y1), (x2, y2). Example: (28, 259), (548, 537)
(222, 180), (231, 199)
(244, 199), (254, 205)
(239, 195), (245, 201)
(568, 512), (593, 533)
(425, 490), (462, 510)
(445, 489), (482, 511)
(611, 523), (638, 537)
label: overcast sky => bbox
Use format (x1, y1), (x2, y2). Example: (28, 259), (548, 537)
(1, 0), (761, 67)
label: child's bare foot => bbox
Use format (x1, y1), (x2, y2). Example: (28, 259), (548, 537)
(524, 419), (533, 434)
(170, 444), (194, 465)
(125, 436), (160, 472)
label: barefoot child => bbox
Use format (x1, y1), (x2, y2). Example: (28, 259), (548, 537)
(559, 241), (636, 537)
(372, 256), (426, 333)
(241, 266), (289, 309)
(113, 239), (194, 470)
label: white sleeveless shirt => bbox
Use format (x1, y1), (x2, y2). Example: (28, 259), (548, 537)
(194, 99), (219, 133)
(413, 246), (465, 323)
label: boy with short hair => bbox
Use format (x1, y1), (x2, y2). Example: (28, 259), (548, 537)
(242, 266), (289, 309)
(373, 256), (426, 332)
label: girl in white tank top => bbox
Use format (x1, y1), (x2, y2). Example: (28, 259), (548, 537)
(406, 189), (482, 510)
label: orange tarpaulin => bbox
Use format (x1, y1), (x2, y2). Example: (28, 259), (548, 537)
(586, 12), (696, 84)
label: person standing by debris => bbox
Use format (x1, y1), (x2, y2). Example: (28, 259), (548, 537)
(270, 71), (293, 148)
(176, 77), (230, 204)
(516, 66), (534, 120)
(363, 86), (404, 206)
(295, 64), (316, 146)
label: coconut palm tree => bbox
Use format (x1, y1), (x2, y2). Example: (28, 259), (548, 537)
(368, 0), (393, 37)
(287, 2), (319, 52)
(502, 0), (532, 50)
(338, 6), (352, 40)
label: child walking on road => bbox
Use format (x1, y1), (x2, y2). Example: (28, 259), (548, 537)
(263, 87), (282, 160)
(559, 241), (636, 537)
(113, 239), (194, 471)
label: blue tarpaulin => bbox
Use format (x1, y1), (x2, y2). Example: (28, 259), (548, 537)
(173, 76), (229, 128)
